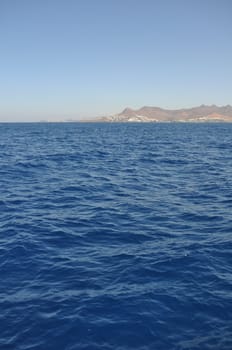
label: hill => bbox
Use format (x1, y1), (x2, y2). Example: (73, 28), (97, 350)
(95, 105), (232, 122)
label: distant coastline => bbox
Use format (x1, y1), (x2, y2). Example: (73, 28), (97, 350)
(1, 105), (232, 123)
(86, 104), (232, 123)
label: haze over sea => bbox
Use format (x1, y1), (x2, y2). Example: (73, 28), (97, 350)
(0, 122), (232, 350)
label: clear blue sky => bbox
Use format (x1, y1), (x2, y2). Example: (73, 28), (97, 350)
(0, 0), (231, 121)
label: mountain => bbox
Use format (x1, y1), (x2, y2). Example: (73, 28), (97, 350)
(95, 105), (232, 122)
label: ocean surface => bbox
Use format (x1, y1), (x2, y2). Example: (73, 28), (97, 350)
(0, 122), (231, 350)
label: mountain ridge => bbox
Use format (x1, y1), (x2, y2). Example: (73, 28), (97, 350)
(95, 105), (232, 122)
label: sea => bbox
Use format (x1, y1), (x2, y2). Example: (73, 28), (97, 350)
(0, 122), (231, 350)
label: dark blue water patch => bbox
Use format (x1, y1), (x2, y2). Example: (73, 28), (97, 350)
(0, 122), (232, 350)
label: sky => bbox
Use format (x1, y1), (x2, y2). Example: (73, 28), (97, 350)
(0, 0), (232, 121)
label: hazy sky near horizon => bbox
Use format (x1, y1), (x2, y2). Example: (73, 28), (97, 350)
(1, 0), (232, 121)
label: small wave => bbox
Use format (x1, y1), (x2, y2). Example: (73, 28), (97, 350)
(0, 122), (231, 350)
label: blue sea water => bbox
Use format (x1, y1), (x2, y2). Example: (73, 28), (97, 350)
(0, 122), (232, 350)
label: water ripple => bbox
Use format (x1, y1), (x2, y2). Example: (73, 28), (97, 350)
(0, 123), (232, 350)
